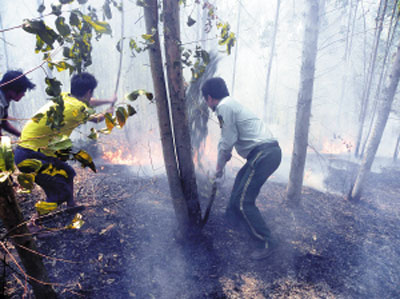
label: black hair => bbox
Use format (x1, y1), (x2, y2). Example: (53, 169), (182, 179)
(71, 72), (98, 98)
(201, 77), (229, 100)
(0, 70), (36, 93)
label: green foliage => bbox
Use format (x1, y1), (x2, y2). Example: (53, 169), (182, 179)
(181, 46), (210, 81)
(25, 2), (114, 74)
(217, 22), (236, 55)
(126, 89), (153, 102)
(0, 137), (15, 182)
(73, 150), (96, 172)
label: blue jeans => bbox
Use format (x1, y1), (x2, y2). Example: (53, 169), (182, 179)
(14, 146), (76, 206)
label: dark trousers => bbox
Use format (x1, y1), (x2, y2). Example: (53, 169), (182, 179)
(226, 142), (282, 247)
(14, 146), (76, 206)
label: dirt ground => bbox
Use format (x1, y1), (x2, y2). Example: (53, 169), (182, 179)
(2, 159), (400, 298)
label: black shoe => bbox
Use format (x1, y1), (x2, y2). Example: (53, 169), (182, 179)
(250, 240), (279, 260)
(250, 247), (277, 260)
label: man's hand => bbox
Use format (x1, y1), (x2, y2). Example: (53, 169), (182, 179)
(212, 174), (223, 188)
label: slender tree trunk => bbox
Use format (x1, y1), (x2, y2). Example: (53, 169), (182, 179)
(163, 0), (202, 227)
(231, 2), (241, 95)
(286, 0), (321, 205)
(355, 0), (388, 157)
(0, 179), (57, 298)
(0, 13), (9, 69)
(263, 0), (281, 122)
(360, 3), (399, 157)
(143, 0), (189, 232)
(393, 132), (400, 162)
(338, 0), (359, 125)
(350, 38), (400, 201)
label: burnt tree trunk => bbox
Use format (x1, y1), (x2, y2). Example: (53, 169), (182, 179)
(143, 0), (189, 232)
(286, 0), (321, 205)
(163, 0), (202, 227)
(350, 38), (400, 201)
(0, 179), (56, 298)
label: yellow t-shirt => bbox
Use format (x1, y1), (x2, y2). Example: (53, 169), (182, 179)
(19, 93), (89, 155)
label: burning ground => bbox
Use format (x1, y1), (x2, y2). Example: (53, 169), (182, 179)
(2, 158), (400, 298)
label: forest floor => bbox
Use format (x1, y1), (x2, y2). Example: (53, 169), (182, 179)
(2, 156), (400, 298)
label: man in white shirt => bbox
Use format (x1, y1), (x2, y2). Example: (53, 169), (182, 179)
(201, 77), (282, 260)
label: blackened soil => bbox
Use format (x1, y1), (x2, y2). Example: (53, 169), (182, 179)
(3, 163), (400, 298)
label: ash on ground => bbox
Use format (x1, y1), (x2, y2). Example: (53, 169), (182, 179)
(2, 159), (400, 298)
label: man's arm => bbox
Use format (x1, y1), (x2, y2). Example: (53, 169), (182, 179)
(88, 106), (114, 123)
(89, 94), (117, 107)
(1, 119), (21, 137)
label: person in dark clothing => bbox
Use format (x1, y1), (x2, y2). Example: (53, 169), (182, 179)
(201, 77), (282, 260)
(0, 70), (36, 137)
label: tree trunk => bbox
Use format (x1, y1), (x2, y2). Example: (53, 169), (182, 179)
(163, 0), (202, 227)
(143, 0), (189, 232)
(286, 0), (321, 206)
(393, 132), (400, 162)
(263, 0), (281, 122)
(0, 179), (57, 298)
(231, 2), (241, 95)
(354, 0), (388, 157)
(349, 39), (400, 201)
(360, 2), (399, 157)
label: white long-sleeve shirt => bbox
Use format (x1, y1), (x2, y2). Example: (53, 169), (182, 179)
(215, 96), (276, 173)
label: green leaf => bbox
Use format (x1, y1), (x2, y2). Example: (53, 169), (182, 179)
(45, 77), (62, 97)
(0, 137), (15, 174)
(82, 15), (112, 35)
(104, 113), (115, 131)
(17, 173), (36, 190)
(37, 4), (46, 14)
(23, 20), (60, 49)
(88, 128), (98, 140)
(51, 4), (63, 16)
(17, 159), (43, 173)
(69, 11), (81, 27)
(59, 0), (75, 4)
(127, 104), (136, 116)
(187, 16), (196, 27)
(126, 89), (153, 102)
(116, 107), (128, 128)
(78, 0), (88, 3)
(73, 150), (96, 172)
(47, 136), (73, 152)
(145, 92), (154, 101)
(55, 16), (71, 37)
(103, 1), (112, 19)
(32, 113), (45, 123)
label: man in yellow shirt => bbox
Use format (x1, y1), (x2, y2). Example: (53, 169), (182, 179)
(14, 72), (116, 208)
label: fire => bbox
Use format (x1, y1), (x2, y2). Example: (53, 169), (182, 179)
(102, 147), (139, 165)
(320, 136), (353, 155)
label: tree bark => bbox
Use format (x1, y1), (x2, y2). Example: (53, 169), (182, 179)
(360, 2), (399, 157)
(350, 39), (400, 201)
(286, 0), (321, 205)
(0, 179), (57, 298)
(163, 0), (202, 227)
(263, 0), (281, 122)
(393, 132), (400, 162)
(231, 2), (241, 95)
(143, 0), (189, 232)
(354, 0), (388, 157)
